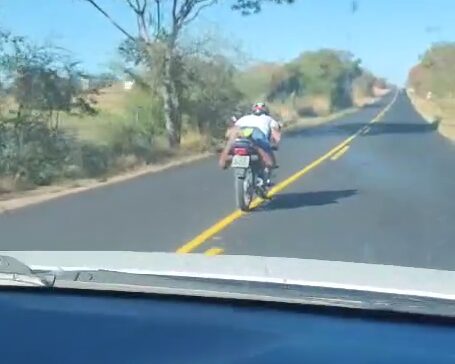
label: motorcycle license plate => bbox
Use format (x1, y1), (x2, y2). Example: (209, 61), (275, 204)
(231, 155), (250, 168)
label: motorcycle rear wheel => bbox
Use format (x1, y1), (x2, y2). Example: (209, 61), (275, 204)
(235, 168), (254, 211)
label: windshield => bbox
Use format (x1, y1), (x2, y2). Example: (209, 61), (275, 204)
(0, 0), (454, 309)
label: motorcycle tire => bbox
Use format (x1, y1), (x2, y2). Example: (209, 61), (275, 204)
(235, 168), (254, 211)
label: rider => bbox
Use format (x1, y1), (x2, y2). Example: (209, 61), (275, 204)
(219, 102), (282, 184)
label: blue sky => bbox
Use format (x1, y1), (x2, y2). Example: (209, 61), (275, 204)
(1, 0), (453, 84)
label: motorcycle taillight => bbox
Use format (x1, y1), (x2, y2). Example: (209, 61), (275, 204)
(233, 147), (249, 156)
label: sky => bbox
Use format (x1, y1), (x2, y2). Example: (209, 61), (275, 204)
(1, 0), (454, 85)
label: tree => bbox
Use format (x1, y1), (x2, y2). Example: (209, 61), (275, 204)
(408, 42), (455, 97)
(83, 0), (292, 147)
(182, 54), (243, 136)
(264, 49), (365, 109)
(0, 31), (99, 186)
(0, 31), (96, 126)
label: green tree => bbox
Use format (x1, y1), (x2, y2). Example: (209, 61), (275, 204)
(265, 49), (366, 110)
(0, 31), (95, 126)
(182, 54), (243, 136)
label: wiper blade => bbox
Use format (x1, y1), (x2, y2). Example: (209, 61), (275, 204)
(0, 255), (55, 287)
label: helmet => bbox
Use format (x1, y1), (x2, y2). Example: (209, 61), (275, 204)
(252, 102), (269, 116)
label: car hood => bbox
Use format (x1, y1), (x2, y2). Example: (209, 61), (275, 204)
(1, 250), (454, 301)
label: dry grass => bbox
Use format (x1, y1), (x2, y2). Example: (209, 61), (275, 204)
(58, 112), (119, 144)
(271, 95), (332, 123)
(180, 130), (212, 152)
(58, 83), (132, 144)
(295, 96), (332, 116)
(0, 84), (128, 145)
(0, 176), (32, 194)
(91, 83), (129, 115)
(407, 92), (455, 141)
(0, 176), (18, 194)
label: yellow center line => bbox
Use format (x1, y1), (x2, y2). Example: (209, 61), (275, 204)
(330, 145), (350, 161)
(176, 91), (399, 254)
(204, 247), (224, 256)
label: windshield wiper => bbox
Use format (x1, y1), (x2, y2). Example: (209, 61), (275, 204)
(0, 255), (55, 287)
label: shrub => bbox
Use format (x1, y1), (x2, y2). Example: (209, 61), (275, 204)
(0, 119), (77, 185)
(80, 143), (111, 177)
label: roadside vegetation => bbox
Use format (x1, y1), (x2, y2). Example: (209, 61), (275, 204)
(407, 42), (455, 141)
(0, 1), (387, 195)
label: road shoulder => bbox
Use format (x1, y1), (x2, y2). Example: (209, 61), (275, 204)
(406, 90), (455, 142)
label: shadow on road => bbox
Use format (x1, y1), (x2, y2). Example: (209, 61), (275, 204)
(287, 120), (439, 138)
(259, 189), (357, 211)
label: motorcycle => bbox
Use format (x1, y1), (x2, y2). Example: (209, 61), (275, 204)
(228, 128), (276, 211)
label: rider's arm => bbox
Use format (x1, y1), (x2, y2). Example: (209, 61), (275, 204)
(270, 118), (282, 144)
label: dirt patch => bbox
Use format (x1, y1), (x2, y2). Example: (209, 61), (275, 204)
(407, 91), (455, 141)
(439, 123), (455, 141)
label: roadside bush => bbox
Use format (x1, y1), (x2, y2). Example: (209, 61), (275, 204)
(182, 55), (244, 138)
(107, 121), (154, 163)
(113, 154), (141, 171)
(408, 43), (455, 98)
(0, 119), (77, 185)
(80, 143), (111, 177)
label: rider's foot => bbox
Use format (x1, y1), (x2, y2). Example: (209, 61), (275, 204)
(219, 157), (229, 169)
(257, 185), (268, 199)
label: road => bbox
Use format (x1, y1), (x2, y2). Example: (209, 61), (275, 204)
(1, 91), (455, 271)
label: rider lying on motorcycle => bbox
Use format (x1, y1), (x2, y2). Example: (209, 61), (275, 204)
(219, 102), (281, 171)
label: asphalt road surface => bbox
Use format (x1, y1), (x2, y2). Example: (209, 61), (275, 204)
(1, 91), (454, 271)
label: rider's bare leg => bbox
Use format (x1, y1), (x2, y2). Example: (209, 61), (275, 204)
(255, 147), (273, 168)
(219, 127), (241, 169)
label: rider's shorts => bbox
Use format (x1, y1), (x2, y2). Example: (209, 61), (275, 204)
(243, 127), (272, 155)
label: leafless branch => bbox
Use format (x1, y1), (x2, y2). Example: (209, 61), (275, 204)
(155, 0), (161, 36)
(126, 0), (137, 11)
(175, 0), (193, 26)
(172, 0), (179, 33)
(137, 0), (147, 13)
(84, 0), (135, 41)
(126, 0), (152, 43)
(183, 0), (217, 26)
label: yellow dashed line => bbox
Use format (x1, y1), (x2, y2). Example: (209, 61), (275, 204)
(204, 247), (224, 256)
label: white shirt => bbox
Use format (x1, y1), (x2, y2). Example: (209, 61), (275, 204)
(235, 114), (280, 137)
